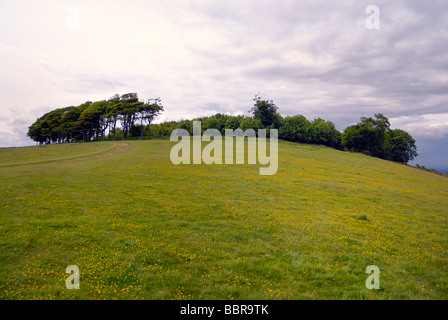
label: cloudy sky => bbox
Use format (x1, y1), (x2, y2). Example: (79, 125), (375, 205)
(0, 0), (447, 169)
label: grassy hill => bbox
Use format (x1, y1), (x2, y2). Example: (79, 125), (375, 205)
(0, 139), (447, 299)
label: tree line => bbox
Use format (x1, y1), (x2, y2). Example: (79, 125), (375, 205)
(146, 94), (417, 164)
(28, 93), (418, 164)
(27, 93), (163, 144)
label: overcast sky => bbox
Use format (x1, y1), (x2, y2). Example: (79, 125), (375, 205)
(0, 0), (447, 169)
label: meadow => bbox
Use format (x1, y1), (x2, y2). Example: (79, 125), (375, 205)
(0, 139), (447, 299)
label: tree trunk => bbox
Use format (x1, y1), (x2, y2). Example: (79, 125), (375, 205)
(113, 121), (116, 141)
(139, 125), (148, 140)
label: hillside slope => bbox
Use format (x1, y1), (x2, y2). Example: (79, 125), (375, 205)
(0, 139), (447, 299)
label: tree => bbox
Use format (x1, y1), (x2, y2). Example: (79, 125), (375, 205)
(137, 97), (164, 140)
(118, 93), (141, 140)
(27, 114), (48, 145)
(341, 114), (417, 164)
(107, 93), (145, 140)
(224, 115), (243, 131)
(341, 114), (390, 157)
(106, 95), (122, 141)
(310, 118), (341, 148)
(27, 93), (164, 144)
(28, 106), (79, 144)
(249, 94), (280, 128)
(77, 101), (108, 141)
(279, 115), (311, 143)
(240, 117), (264, 132)
(386, 129), (418, 163)
(56, 106), (84, 143)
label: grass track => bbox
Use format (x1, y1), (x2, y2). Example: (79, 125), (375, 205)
(0, 139), (447, 299)
(0, 142), (123, 167)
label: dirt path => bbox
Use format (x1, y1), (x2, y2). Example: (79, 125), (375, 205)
(62, 142), (130, 163)
(0, 142), (130, 168)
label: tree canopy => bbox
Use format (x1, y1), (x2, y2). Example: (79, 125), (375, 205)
(28, 93), (163, 144)
(250, 94), (281, 129)
(341, 114), (417, 163)
(28, 93), (418, 165)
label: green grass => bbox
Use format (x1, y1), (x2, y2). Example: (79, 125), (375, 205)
(0, 142), (116, 167)
(0, 139), (447, 300)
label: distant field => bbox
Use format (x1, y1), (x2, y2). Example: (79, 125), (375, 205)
(0, 139), (447, 299)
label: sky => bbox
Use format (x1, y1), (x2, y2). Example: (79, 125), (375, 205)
(0, 0), (447, 170)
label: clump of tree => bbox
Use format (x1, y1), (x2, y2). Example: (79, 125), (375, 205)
(341, 114), (418, 164)
(250, 94), (282, 129)
(30, 92), (418, 165)
(146, 94), (341, 148)
(145, 95), (417, 165)
(251, 94), (341, 148)
(28, 93), (163, 145)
